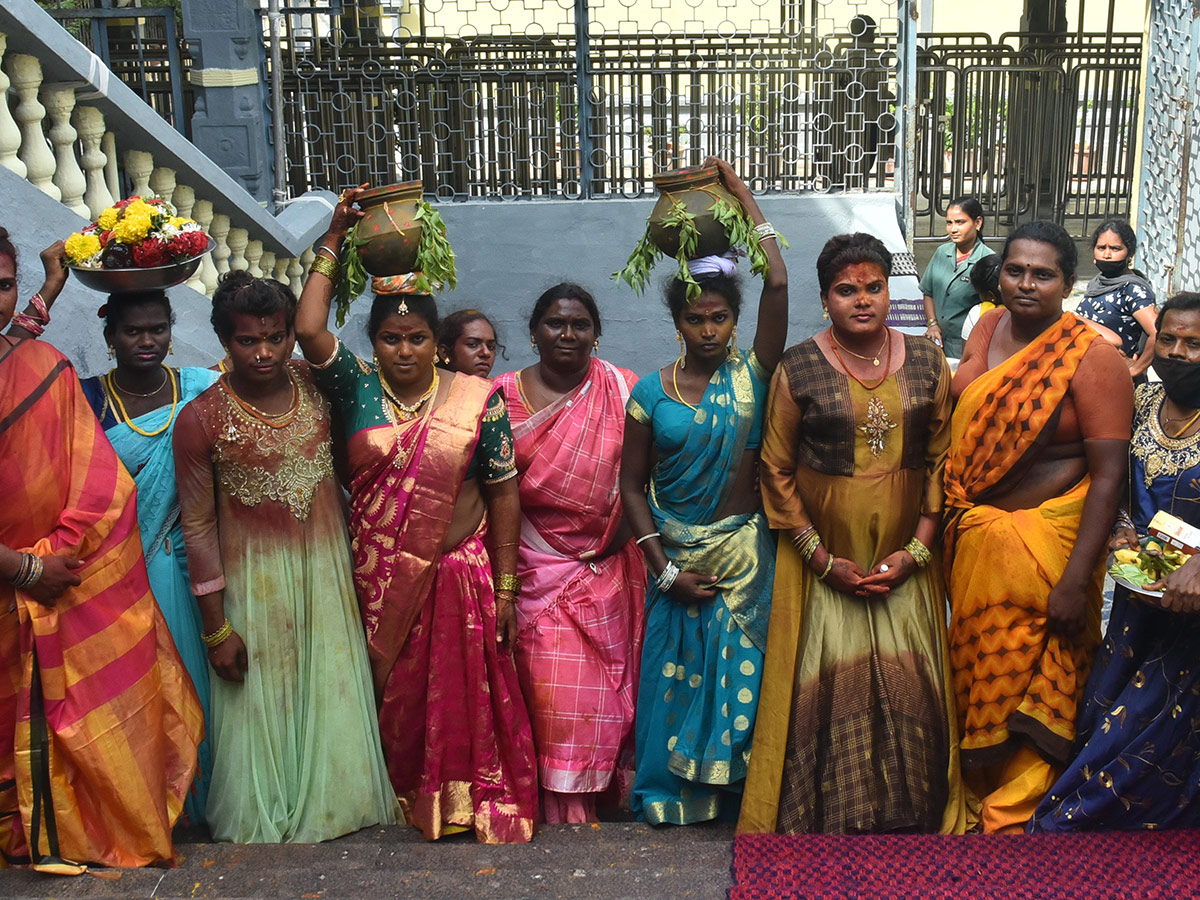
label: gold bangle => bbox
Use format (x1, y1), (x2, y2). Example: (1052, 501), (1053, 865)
(496, 573), (523, 595)
(495, 590), (517, 606)
(905, 537), (932, 569)
(202, 618), (234, 648)
(308, 254), (340, 280)
(493, 541), (520, 550)
(817, 556), (834, 581)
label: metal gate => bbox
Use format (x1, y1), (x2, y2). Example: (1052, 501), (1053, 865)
(1137, 0), (1200, 297)
(914, 31), (1142, 242)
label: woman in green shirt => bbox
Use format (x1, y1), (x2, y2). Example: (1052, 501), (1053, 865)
(920, 196), (995, 359)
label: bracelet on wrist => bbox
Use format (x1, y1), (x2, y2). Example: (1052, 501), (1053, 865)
(202, 618), (234, 649)
(656, 560), (681, 593)
(904, 537), (933, 569)
(9, 552), (43, 589)
(308, 254), (340, 280)
(635, 532), (661, 546)
(816, 555), (834, 581)
(495, 573), (523, 595)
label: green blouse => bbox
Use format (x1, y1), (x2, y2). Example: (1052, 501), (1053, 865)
(311, 338), (517, 484)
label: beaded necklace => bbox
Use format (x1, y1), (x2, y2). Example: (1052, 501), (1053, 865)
(219, 366), (300, 429)
(381, 368), (440, 469)
(105, 366), (179, 437)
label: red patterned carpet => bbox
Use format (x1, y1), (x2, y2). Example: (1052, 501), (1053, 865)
(730, 831), (1200, 899)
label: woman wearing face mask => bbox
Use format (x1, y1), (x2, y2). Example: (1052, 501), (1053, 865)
(437, 308), (504, 378)
(1074, 220), (1157, 381)
(1030, 292), (1200, 832)
(79, 292), (218, 826)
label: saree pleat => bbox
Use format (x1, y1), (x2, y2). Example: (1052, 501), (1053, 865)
(0, 340), (201, 869)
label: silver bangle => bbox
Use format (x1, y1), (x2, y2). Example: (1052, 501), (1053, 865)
(753, 221), (777, 241)
(635, 532), (661, 546)
(656, 560), (680, 593)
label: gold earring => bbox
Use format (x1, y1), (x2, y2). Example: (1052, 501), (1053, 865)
(593, 339), (599, 352)
(729, 326), (738, 356)
(822, 308), (829, 320)
(107, 344), (115, 360)
(676, 330), (686, 370)
(168, 341), (175, 355)
(531, 336), (539, 355)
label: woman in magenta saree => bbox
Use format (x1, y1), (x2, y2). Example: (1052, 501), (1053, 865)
(296, 197), (536, 843)
(494, 283), (645, 823)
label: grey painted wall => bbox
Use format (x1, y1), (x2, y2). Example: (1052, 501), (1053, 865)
(5, 162), (914, 380)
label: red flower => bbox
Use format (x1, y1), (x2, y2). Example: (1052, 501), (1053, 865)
(132, 237), (171, 268)
(168, 230), (209, 261)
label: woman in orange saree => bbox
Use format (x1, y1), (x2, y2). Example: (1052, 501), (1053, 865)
(296, 194), (537, 843)
(945, 221), (1133, 833)
(0, 231), (201, 870)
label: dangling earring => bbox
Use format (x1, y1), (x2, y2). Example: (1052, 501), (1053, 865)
(168, 341), (175, 356)
(822, 307), (829, 320)
(372, 352), (380, 369)
(676, 331), (686, 370)
(593, 339), (599, 353)
(107, 344), (115, 360)
(530, 336), (539, 356)
(729, 326), (738, 356)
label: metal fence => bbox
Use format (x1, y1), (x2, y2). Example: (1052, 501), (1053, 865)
(914, 31), (1141, 242)
(270, 0), (905, 200)
(39, 0), (191, 135)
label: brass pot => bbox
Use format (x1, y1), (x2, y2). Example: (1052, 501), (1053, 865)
(355, 181), (423, 276)
(647, 165), (738, 260)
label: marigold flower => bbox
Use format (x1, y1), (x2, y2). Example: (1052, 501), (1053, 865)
(64, 231), (102, 264)
(97, 207), (119, 231)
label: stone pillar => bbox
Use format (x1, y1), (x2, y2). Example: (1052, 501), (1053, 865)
(182, 0), (273, 205)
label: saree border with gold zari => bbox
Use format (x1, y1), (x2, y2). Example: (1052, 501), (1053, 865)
(944, 312), (1103, 769)
(0, 339), (201, 872)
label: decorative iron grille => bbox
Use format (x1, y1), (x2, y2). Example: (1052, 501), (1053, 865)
(269, 0), (903, 200)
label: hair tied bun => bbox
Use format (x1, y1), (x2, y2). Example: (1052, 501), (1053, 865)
(96, 303), (108, 319)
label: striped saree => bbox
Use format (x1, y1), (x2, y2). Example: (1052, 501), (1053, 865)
(0, 340), (201, 870)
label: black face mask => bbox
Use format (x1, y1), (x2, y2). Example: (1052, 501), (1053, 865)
(1094, 258), (1129, 277)
(1152, 355), (1200, 407)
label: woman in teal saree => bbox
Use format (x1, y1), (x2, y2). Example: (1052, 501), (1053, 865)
(81, 292), (216, 824)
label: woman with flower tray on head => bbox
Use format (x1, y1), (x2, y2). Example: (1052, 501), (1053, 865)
(620, 157), (787, 826)
(295, 190), (537, 843)
(173, 271), (396, 843)
(77, 291), (218, 826)
(739, 232), (966, 835)
(0, 228), (202, 870)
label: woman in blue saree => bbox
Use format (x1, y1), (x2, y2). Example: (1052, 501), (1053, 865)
(620, 158), (788, 824)
(1031, 292), (1200, 832)
(80, 291), (217, 824)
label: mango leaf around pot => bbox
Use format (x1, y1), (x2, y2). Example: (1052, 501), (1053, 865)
(332, 199), (457, 327)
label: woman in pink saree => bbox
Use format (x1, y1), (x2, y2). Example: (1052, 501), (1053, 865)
(295, 194), (537, 843)
(494, 283), (645, 823)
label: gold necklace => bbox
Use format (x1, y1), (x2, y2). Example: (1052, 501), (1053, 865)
(1166, 407), (1200, 439)
(380, 369), (438, 421)
(112, 365), (169, 397)
(382, 369), (440, 469)
(672, 359), (700, 411)
(831, 329), (889, 367)
(220, 366), (300, 428)
(106, 367), (178, 437)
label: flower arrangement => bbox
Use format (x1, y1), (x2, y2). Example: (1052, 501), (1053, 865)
(65, 196), (209, 270)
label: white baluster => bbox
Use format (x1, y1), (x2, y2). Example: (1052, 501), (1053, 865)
(9, 54), (59, 200)
(286, 256), (303, 296)
(272, 255), (289, 285)
(0, 35), (28, 178)
(102, 132), (119, 201)
(261, 250), (276, 282)
(245, 239), (264, 277)
(124, 150), (153, 198)
(172, 183), (196, 220)
(210, 213), (231, 277)
(149, 166), (176, 205)
(74, 106), (114, 218)
(227, 226), (248, 272)
(298, 249), (315, 296)
(42, 85), (88, 217)
(191, 199), (219, 295)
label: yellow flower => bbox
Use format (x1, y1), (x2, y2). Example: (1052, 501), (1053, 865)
(169, 216), (194, 229)
(97, 207), (118, 231)
(112, 206), (154, 244)
(64, 232), (102, 263)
